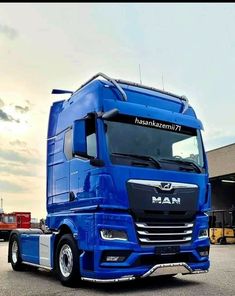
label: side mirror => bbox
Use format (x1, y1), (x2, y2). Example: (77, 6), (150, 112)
(73, 120), (87, 156)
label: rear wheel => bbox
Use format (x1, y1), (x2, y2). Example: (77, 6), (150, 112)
(218, 237), (227, 245)
(55, 234), (81, 287)
(9, 234), (25, 271)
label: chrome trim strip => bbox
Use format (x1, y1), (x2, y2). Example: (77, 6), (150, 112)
(191, 270), (209, 274)
(81, 276), (135, 283)
(136, 223), (194, 229)
(22, 261), (52, 270)
(141, 262), (192, 278)
(128, 179), (198, 190)
(139, 237), (191, 243)
(137, 230), (192, 236)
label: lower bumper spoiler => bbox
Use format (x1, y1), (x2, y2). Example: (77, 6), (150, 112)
(81, 262), (208, 283)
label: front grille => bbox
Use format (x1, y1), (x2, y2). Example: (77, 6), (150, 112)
(136, 222), (194, 244)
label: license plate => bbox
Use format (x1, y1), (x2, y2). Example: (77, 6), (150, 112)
(155, 246), (180, 255)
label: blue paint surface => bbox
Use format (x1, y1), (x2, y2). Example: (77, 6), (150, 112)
(21, 234), (40, 265)
(22, 78), (211, 279)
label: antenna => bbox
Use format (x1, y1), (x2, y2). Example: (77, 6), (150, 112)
(0, 197), (3, 209)
(162, 73), (165, 91)
(139, 64), (142, 84)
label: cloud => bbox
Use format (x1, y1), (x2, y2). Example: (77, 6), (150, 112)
(0, 163), (38, 177)
(0, 24), (18, 40)
(0, 98), (20, 122)
(0, 179), (27, 193)
(9, 140), (27, 147)
(0, 148), (42, 165)
(0, 109), (11, 121)
(0, 98), (4, 108)
(15, 105), (30, 114)
(0, 149), (29, 164)
(0, 109), (19, 123)
(25, 100), (32, 107)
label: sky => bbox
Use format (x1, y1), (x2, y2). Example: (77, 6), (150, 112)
(0, 3), (235, 219)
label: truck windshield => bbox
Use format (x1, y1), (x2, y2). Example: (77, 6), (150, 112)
(104, 115), (204, 172)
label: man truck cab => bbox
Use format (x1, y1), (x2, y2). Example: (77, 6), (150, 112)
(8, 73), (210, 287)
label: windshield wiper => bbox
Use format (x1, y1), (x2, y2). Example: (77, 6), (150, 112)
(159, 158), (202, 173)
(111, 152), (161, 168)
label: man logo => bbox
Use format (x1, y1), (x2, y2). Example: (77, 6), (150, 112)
(152, 196), (181, 205)
(159, 182), (172, 191)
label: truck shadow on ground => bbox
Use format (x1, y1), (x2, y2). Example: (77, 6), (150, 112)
(81, 276), (201, 294)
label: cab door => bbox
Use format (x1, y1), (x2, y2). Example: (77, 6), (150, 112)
(69, 115), (99, 203)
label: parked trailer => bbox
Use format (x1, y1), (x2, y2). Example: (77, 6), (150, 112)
(0, 212), (31, 241)
(8, 73), (210, 287)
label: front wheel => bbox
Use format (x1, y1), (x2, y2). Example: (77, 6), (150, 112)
(9, 234), (25, 271)
(55, 234), (81, 287)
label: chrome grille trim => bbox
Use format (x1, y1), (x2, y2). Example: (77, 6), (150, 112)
(139, 237), (192, 243)
(136, 223), (194, 229)
(136, 222), (194, 244)
(137, 230), (192, 236)
(128, 179), (198, 190)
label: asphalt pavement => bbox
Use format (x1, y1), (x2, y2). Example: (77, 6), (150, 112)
(0, 240), (234, 296)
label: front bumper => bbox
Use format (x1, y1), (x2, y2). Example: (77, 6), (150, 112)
(81, 262), (209, 283)
(79, 212), (210, 281)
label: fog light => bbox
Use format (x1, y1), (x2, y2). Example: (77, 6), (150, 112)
(197, 246), (210, 257)
(101, 250), (131, 263)
(106, 256), (126, 262)
(199, 229), (208, 239)
(199, 250), (209, 256)
(100, 229), (128, 241)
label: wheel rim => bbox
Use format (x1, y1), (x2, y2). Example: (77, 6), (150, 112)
(59, 244), (73, 278)
(12, 240), (18, 264)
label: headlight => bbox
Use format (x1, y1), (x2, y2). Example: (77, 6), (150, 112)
(198, 229), (208, 239)
(100, 229), (128, 241)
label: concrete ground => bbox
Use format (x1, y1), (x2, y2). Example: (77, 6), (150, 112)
(0, 240), (234, 296)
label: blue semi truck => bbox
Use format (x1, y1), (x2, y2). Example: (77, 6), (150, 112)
(8, 73), (211, 286)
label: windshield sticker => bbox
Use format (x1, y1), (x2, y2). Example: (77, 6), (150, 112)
(135, 117), (181, 132)
(106, 114), (196, 135)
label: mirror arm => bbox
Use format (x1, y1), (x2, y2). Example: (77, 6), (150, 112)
(90, 158), (105, 167)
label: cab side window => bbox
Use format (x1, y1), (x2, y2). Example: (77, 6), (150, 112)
(86, 117), (97, 158)
(64, 129), (73, 160)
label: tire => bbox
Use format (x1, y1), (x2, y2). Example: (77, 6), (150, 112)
(218, 237), (227, 245)
(55, 234), (81, 287)
(4, 234), (10, 242)
(9, 234), (25, 271)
